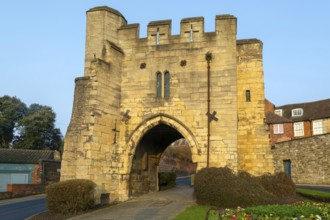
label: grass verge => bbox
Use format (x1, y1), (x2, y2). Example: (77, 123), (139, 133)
(173, 206), (210, 220)
(296, 188), (330, 202)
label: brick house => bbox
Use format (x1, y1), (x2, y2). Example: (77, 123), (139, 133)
(265, 99), (330, 145)
(0, 149), (60, 194)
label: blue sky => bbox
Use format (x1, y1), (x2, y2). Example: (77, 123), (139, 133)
(1, 1), (329, 135)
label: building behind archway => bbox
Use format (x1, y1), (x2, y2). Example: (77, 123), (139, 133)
(61, 6), (274, 202)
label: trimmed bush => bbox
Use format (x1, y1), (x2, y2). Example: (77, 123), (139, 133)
(257, 172), (296, 198)
(195, 168), (297, 208)
(46, 179), (96, 214)
(194, 167), (274, 207)
(158, 172), (176, 190)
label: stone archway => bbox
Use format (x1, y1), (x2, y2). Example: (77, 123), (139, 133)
(127, 114), (200, 197)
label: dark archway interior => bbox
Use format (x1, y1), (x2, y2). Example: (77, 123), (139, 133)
(129, 123), (183, 197)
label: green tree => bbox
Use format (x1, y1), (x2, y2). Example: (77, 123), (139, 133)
(14, 104), (63, 152)
(0, 96), (27, 148)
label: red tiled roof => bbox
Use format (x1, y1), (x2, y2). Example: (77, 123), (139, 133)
(266, 98), (330, 124)
(276, 99), (330, 122)
(265, 112), (291, 124)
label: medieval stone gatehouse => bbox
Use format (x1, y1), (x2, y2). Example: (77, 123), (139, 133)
(61, 6), (274, 202)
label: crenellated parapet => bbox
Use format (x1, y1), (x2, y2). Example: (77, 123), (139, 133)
(116, 15), (236, 44)
(86, 6), (237, 57)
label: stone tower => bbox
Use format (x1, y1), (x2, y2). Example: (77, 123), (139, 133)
(61, 6), (274, 202)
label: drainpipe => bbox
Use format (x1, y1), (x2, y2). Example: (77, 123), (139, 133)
(205, 52), (212, 168)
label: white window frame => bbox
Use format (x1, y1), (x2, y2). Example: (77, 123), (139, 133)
(312, 120), (323, 135)
(292, 108), (303, 117)
(274, 109), (283, 116)
(273, 124), (284, 134)
(293, 122), (304, 137)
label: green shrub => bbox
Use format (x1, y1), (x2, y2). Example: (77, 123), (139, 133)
(296, 188), (330, 202)
(194, 167), (274, 207)
(46, 179), (96, 214)
(158, 172), (176, 190)
(257, 172), (296, 198)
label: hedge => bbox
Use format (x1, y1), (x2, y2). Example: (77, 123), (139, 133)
(194, 167), (296, 208)
(46, 179), (96, 214)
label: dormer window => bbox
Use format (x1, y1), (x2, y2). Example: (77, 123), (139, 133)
(292, 108), (303, 117)
(274, 109), (283, 117)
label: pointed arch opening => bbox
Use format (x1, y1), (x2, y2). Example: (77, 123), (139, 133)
(127, 114), (200, 197)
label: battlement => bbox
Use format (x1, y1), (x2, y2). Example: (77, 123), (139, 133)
(84, 6), (238, 75)
(87, 6), (237, 46)
(117, 15), (236, 45)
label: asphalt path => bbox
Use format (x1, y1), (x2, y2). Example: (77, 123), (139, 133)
(0, 195), (47, 220)
(175, 176), (192, 186)
(69, 185), (195, 220)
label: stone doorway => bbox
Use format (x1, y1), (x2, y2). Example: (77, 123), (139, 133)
(129, 123), (186, 197)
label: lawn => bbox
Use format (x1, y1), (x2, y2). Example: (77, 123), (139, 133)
(174, 189), (330, 220)
(173, 202), (329, 220)
(173, 206), (212, 220)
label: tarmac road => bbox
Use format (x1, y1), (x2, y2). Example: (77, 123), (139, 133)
(296, 184), (330, 193)
(0, 176), (193, 220)
(175, 176), (192, 186)
(0, 194), (46, 220)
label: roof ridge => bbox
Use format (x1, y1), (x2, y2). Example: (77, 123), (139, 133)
(277, 98), (330, 108)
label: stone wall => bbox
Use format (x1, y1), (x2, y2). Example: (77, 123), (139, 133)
(237, 40), (274, 174)
(118, 14), (239, 172)
(272, 133), (330, 185)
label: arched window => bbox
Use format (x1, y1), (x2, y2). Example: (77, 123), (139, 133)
(164, 71), (170, 99)
(156, 72), (162, 98)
